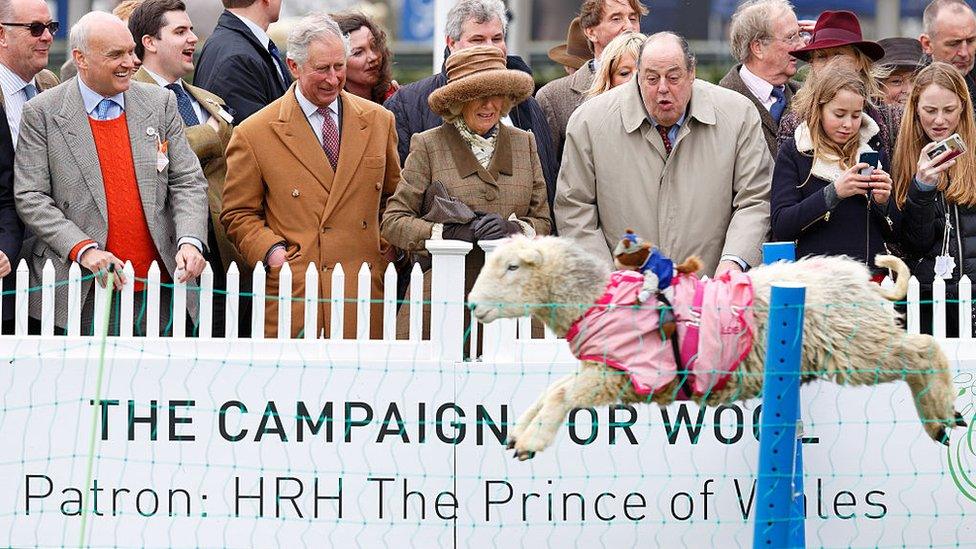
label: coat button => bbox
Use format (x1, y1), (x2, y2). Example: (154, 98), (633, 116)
(292, 189), (300, 197)
(321, 226), (330, 233)
(361, 220), (368, 229)
(485, 190), (497, 202)
(374, 182), (382, 190)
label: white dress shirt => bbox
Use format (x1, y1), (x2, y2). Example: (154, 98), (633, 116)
(739, 64), (780, 112)
(0, 62), (40, 147)
(295, 85), (340, 147)
(142, 68), (209, 125)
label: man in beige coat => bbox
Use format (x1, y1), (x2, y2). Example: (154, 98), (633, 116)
(555, 32), (772, 275)
(535, 0), (646, 162)
(221, 13), (400, 339)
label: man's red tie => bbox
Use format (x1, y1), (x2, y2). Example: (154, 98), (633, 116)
(317, 106), (340, 170)
(656, 125), (673, 156)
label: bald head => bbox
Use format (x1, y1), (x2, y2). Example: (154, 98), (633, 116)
(638, 32), (696, 127)
(0, 0), (54, 82)
(71, 11), (137, 96)
(920, 0), (976, 73)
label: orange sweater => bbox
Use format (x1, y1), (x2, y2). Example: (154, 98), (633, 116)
(82, 115), (166, 288)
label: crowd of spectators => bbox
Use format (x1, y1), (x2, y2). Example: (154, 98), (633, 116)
(2, 0), (974, 337)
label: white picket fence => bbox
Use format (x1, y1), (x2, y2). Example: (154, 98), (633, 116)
(2, 239), (973, 361)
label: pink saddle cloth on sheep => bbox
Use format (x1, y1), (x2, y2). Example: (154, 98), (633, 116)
(565, 270), (755, 398)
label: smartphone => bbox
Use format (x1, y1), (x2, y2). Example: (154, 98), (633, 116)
(859, 151), (879, 176)
(927, 133), (967, 164)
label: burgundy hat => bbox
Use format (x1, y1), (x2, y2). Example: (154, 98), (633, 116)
(789, 10), (885, 62)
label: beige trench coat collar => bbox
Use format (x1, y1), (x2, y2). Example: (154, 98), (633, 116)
(620, 79), (719, 145)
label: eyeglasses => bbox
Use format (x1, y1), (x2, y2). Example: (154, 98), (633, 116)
(769, 31), (807, 46)
(1, 21), (59, 37)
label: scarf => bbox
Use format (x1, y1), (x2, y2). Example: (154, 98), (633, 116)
(794, 113), (880, 183)
(453, 118), (497, 169)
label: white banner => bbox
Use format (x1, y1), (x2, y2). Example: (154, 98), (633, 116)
(0, 338), (974, 547)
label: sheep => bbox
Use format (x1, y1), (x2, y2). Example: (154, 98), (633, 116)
(467, 236), (963, 461)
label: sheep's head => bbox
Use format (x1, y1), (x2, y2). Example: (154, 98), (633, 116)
(468, 237), (548, 324)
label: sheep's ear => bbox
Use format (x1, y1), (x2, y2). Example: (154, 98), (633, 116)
(518, 248), (543, 266)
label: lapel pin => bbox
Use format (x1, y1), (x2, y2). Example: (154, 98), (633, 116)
(146, 127), (157, 137)
(292, 189), (300, 197)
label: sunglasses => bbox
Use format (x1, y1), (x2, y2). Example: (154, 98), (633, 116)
(2, 21), (59, 37)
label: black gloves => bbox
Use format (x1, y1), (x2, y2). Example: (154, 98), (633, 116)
(442, 221), (476, 242)
(473, 213), (522, 240)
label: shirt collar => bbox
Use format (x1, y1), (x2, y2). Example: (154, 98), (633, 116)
(648, 111), (687, 131)
(142, 67), (180, 87)
(294, 85), (339, 118)
(230, 11), (271, 49)
(0, 62), (32, 98)
(739, 64), (778, 102)
(77, 77), (125, 115)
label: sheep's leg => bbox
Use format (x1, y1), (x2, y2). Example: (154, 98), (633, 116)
(508, 374), (574, 449)
(513, 364), (630, 460)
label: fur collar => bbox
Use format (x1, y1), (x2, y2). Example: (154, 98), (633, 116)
(794, 114), (880, 182)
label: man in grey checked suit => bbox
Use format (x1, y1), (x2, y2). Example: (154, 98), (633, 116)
(14, 11), (208, 331)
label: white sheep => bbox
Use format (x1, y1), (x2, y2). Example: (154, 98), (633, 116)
(467, 236), (962, 460)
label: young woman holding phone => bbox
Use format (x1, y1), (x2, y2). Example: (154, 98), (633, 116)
(771, 61), (898, 275)
(893, 62), (976, 336)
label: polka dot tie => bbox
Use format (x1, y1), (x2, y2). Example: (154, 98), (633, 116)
(656, 125), (673, 156)
(317, 106), (339, 170)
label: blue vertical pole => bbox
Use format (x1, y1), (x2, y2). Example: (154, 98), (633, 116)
(754, 243), (806, 548)
(55, 0), (69, 38)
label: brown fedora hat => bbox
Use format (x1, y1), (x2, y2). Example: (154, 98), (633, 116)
(428, 46), (535, 117)
(548, 17), (592, 70)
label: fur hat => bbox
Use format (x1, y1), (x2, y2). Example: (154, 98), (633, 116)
(428, 46), (535, 117)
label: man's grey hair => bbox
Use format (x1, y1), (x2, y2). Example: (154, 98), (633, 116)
(446, 0), (508, 41)
(923, 0), (976, 37)
(286, 12), (351, 65)
(640, 31), (697, 72)
(729, 0), (796, 63)
(69, 11), (126, 54)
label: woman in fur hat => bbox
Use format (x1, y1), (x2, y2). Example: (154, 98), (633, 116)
(381, 45), (552, 338)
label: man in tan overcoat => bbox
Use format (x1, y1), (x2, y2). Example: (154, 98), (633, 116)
(221, 13), (400, 339)
(555, 32), (772, 275)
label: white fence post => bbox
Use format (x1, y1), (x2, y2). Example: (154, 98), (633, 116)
(67, 262), (81, 337)
(934, 277), (946, 338)
(278, 262), (292, 339)
(120, 262), (134, 337)
(146, 262), (161, 338)
(960, 275), (972, 340)
(92, 274), (107, 337)
(15, 259), (28, 336)
(477, 240), (515, 362)
(357, 263), (371, 340)
(383, 262), (397, 341)
(304, 263), (318, 341)
(199, 263), (213, 339)
(40, 261), (55, 337)
(907, 276), (920, 335)
(409, 262), (423, 341)
(172, 272), (187, 339)
(426, 239), (472, 362)
(330, 264), (345, 340)
(225, 262), (239, 339)
(251, 262), (265, 339)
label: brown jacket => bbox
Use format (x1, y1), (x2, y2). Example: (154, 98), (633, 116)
(534, 62), (595, 162)
(132, 67), (243, 274)
(718, 64), (799, 157)
(221, 87), (401, 338)
(381, 122), (551, 254)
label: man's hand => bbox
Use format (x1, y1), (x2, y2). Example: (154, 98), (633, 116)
(79, 249), (126, 288)
(174, 243), (206, 283)
(715, 260), (744, 277)
(266, 246), (287, 268)
(0, 251), (10, 278)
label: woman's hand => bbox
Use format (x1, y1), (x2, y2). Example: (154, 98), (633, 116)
(916, 141), (956, 186)
(834, 163), (872, 199)
(868, 168), (893, 205)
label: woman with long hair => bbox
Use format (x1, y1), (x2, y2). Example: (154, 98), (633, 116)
(893, 62), (976, 336)
(777, 11), (901, 162)
(331, 11), (399, 103)
(585, 32), (646, 99)
(771, 61), (897, 273)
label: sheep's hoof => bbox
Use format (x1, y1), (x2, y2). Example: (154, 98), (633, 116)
(936, 426), (950, 446)
(514, 450), (536, 461)
(955, 412), (968, 428)
(506, 438), (516, 450)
